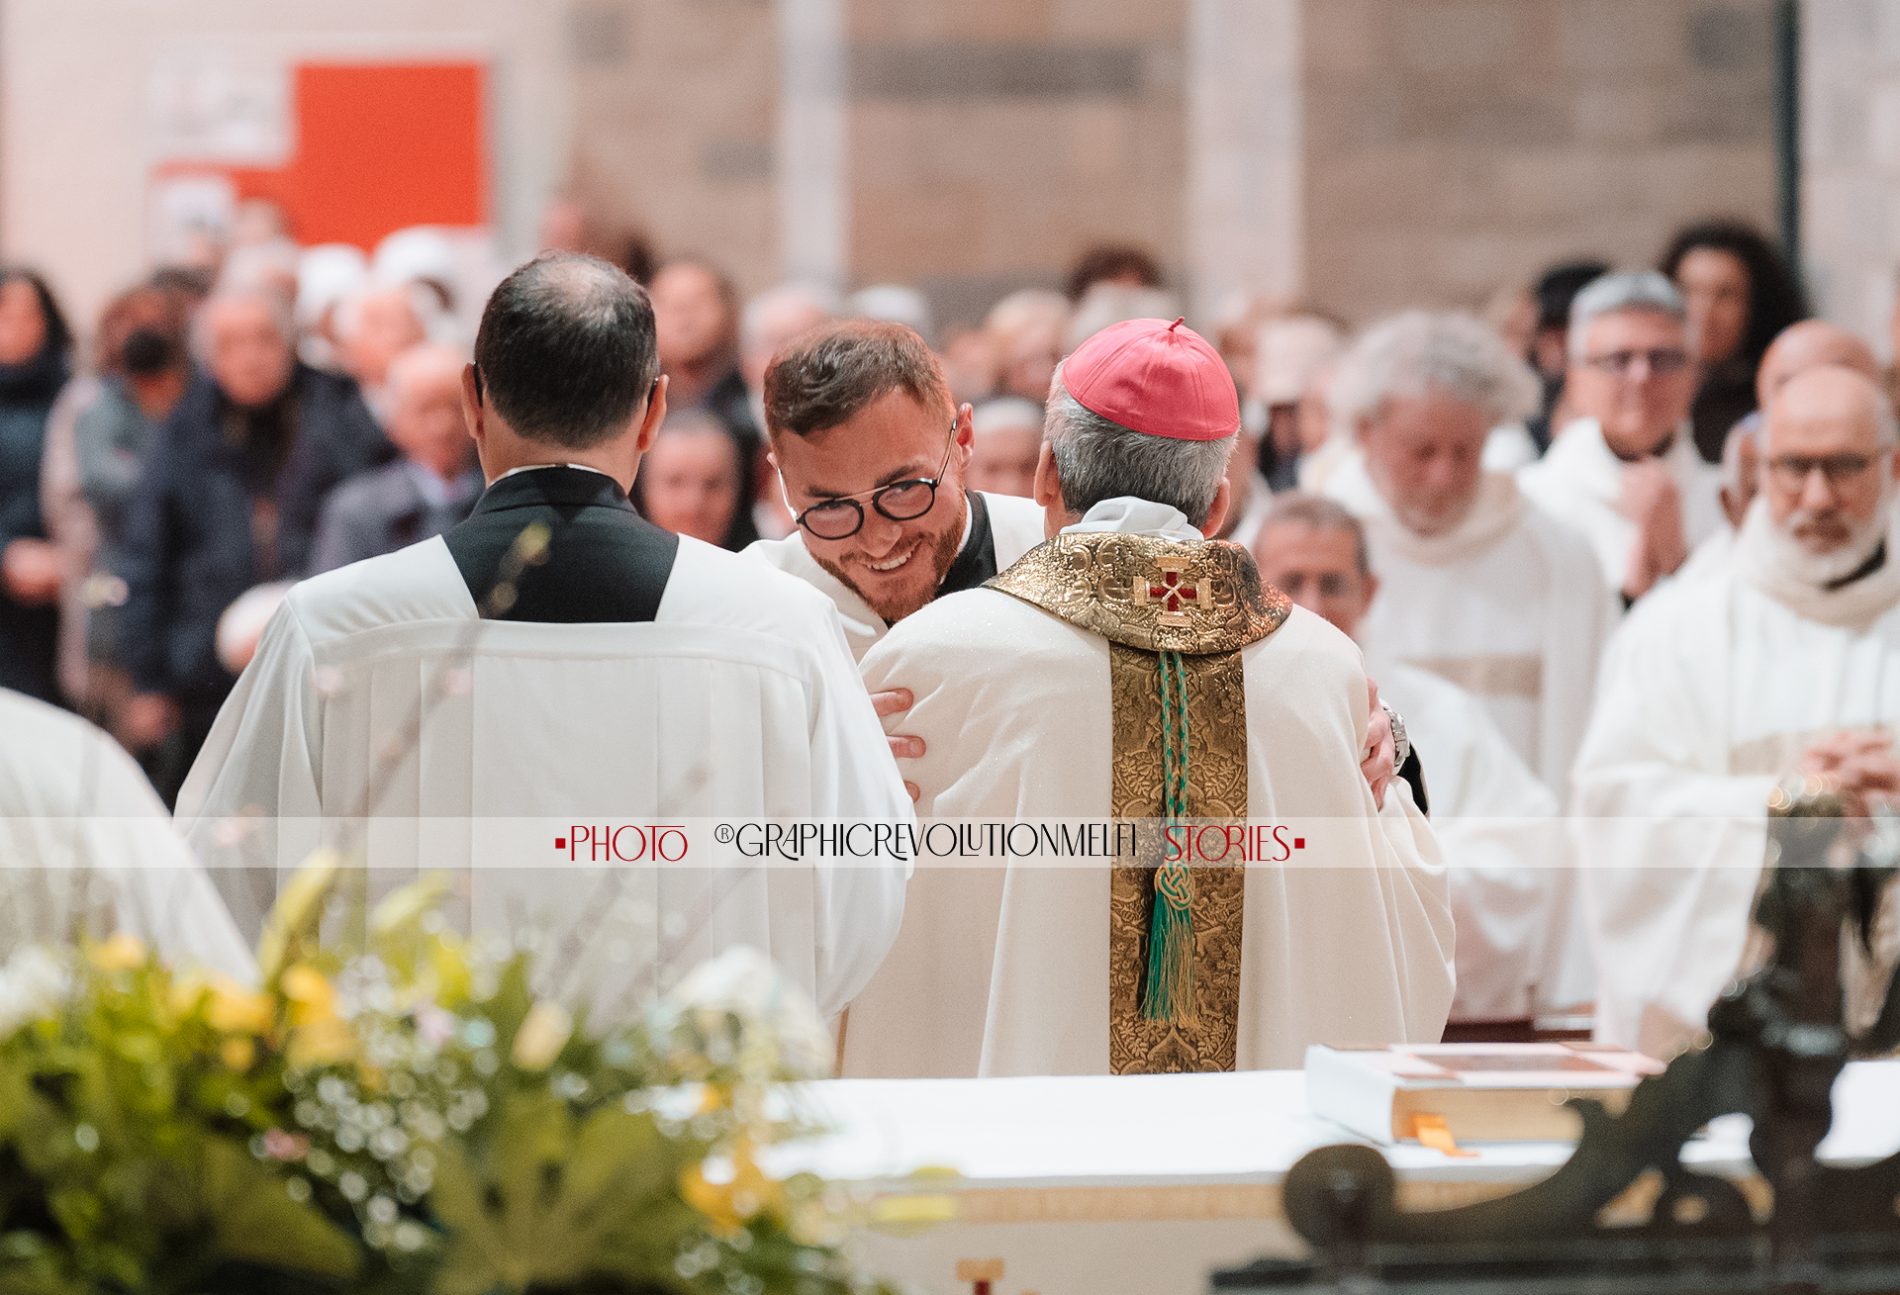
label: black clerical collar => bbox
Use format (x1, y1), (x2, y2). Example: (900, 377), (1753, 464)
(473, 464), (634, 516)
(1825, 541), (1888, 593)
(937, 491), (999, 597)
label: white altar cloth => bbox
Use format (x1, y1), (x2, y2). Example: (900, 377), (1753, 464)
(783, 1063), (1900, 1295)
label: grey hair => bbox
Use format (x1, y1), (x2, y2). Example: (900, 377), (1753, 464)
(1044, 370), (1234, 528)
(384, 341), (468, 405)
(1330, 310), (1540, 442)
(334, 279), (445, 343)
(972, 396), (1046, 438)
(740, 282), (840, 352)
(191, 287), (296, 364)
(1567, 271), (1686, 360)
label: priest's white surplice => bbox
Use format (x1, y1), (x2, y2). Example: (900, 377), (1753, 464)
(853, 498), (1456, 1077)
(177, 535), (912, 1019)
(1372, 659), (1567, 1020)
(0, 689), (252, 977)
(1574, 503), (1900, 1054)
(1518, 417), (1725, 594)
(1326, 455), (1617, 795)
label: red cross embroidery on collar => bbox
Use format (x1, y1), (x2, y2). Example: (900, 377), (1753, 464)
(1138, 560), (1204, 626)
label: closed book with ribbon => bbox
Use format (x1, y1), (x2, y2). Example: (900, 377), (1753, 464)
(1303, 1043), (1665, 1148)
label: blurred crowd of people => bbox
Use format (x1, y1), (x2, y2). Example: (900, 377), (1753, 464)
(0, 202), (1846, 817)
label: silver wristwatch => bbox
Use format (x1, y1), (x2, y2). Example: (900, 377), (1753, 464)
(1382, 702), (1410, 768)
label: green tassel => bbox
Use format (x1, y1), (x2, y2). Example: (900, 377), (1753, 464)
(1144, 651), (1196, 1023)
(1143, 863), (1196, 1021)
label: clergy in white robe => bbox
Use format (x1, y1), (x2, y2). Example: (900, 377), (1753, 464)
(1322, 310), (1615, 795)
(179, 254), (911, 1021)
(742, 321), (1044, 1075)
(1575, 364), (1900, 1056)
(1517, 272), (1723, 601)
(0, 687), (252, 977)
(858, 319), (1455, 1076)
(1252, 495), (1570, 1022)
(1675, 323), (1884, 590)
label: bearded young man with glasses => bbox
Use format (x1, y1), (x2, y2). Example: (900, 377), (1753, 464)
(1575, 363), (1900, 1058)
(746, 320), (1049, 666)
(1521, 271), (1725, 604)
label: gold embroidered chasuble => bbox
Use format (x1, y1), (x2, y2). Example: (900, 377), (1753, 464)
(988, 531), (1288, 1073)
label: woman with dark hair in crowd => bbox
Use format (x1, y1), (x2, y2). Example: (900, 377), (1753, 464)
(631, 408), (761, 552)
(0, 267), (74, 702)
(1659, 218), (1810, 463)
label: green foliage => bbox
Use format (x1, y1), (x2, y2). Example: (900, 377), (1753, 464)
(0, 874), (909, 1295)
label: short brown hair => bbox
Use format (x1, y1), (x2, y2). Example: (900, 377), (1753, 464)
(763, 319), (952, 438)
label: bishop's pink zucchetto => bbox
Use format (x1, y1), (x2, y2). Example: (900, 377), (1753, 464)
(1061, 317), (1241, 442)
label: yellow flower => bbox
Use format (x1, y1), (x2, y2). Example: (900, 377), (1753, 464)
(280, 964), (338, 1026)
(88, 933), (147, 974)
(204, 977), (274, 1035)
(680, 1164), (744, 1236)
(510, 1001), (573, 1072)
(288, 1016), (356, 1069)
(221, 1036), (257, 1071)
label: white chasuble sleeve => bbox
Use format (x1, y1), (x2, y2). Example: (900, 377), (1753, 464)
(799, 604), (915, 1018)
(842, 594), (1086, 1077)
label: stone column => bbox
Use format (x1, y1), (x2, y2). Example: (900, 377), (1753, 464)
(1798, 0), (1900, 354)
(778, 0), (849, 293)
(1183, 0), (1304, 321)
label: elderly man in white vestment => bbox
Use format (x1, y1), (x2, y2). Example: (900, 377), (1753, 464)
(1520, 272), (1724, 603)
(1677, 320), (1883, 585)
(178, 254), (911, 1021)
(1254, 495), (1566, 1023)
(1318, 312), (1613, 1010)
(1322, 310), (1615, 796)
(858, 318), (1456, 1077)
(0, 687), (251, 976)
(1576, 364), (1900, 1056)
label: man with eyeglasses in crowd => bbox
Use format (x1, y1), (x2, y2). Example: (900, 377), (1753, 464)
(1520, 271), (1725, 604)
(1573, 362), (1900, 1057)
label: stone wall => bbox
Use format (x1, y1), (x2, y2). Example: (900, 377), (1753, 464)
(1798, 0), (1900, 356)
(0, 0), (1805, 338)
(841, 0), (1190, 330)
(562, 0), (782, 298)
(1300, 0), (1783, 323)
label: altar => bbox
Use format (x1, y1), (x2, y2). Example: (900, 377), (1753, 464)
(784, 1062), (1900, 1295)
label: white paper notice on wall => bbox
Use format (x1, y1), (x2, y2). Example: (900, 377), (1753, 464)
(146, 174), (236, 268)
(148, 52), (292, 166)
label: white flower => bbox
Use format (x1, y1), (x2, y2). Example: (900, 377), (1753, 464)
(0, 947), (73, 1038)
(654, 946), (832, 1080)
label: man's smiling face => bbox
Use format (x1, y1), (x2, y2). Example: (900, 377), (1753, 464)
(772, 388), (974, 623)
